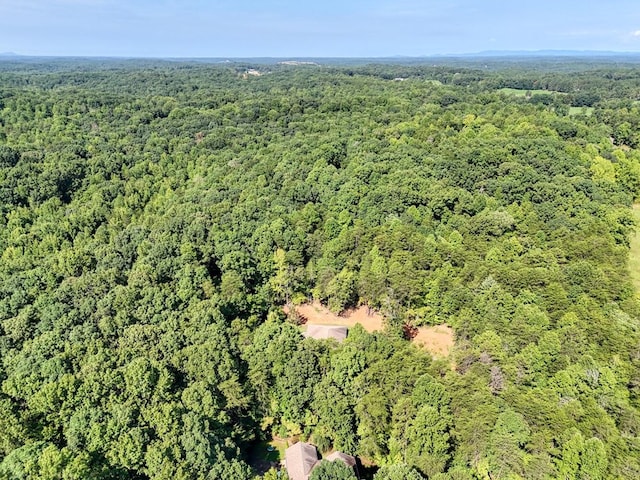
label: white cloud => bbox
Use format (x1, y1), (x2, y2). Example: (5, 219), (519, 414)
(633, 30), (640, 37)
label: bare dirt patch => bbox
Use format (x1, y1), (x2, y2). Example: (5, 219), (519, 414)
(285, 302), (455, 357)
(411, 325), (454, 357)
(284, 301), (384, 333)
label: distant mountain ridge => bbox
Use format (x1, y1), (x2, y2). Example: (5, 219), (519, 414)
(450, 49), (640, 57)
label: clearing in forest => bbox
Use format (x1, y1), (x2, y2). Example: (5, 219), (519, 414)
(286, 302), (455, 357)
(497, 87), (563, 97)
(629, 203), (640, 293)
(568, 106), (594, 116)
(411, 325), (455, 357)
(285, 302), (384, 332)
(247, 438), (287, 474)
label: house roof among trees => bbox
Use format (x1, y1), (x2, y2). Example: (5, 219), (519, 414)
(303, 325), (348, 342)
(285, 442), (319, 480)
(325, 451), (357, 468)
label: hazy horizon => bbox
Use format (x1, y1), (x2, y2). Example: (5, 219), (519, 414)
(3, 50), (640, 60)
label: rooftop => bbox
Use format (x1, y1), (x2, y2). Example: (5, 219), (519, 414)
(303, 325), (348, 342)
(285, 442), (318, 480)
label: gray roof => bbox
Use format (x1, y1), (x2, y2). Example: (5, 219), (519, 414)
(303, 325), (348, 342)
(325, 451), (357, 468)
(285, 442), (318, 480)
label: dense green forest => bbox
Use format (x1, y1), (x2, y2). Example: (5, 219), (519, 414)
(1, 59), (640, 479)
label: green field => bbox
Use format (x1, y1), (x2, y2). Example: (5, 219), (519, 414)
(569, 106), (594, 116)
(630, 204), (640, 293)
(497, 87), (562, 97)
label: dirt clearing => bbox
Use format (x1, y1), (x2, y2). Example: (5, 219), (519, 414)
(284, 302), (384, 332)
(411, 325), (455, 357)
(285, 302), (454, 357)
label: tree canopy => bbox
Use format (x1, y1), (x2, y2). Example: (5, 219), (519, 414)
(0, 58), (640, 479)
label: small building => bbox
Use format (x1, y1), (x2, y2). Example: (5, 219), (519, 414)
(303, 325), (348, 342)
(325, 451), (357, 469)
(285, 442), (318, 480)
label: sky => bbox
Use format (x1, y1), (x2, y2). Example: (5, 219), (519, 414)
(1, 0), (640, 57)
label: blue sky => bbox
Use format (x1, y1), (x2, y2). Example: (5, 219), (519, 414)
(1, 0), (640, 57)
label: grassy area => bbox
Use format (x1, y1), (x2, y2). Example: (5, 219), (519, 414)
(497, 88), (561, 97)
(569, 106), (594, 116)
(630, 204), (640, 294)
(248, 438), (288, 474)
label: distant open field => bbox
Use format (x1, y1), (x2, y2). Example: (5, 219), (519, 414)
(497, 87), (562, 97)
(630, 204), (640, 293)
(569, 106), (594, 116)
(497, 89), (594, 116)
